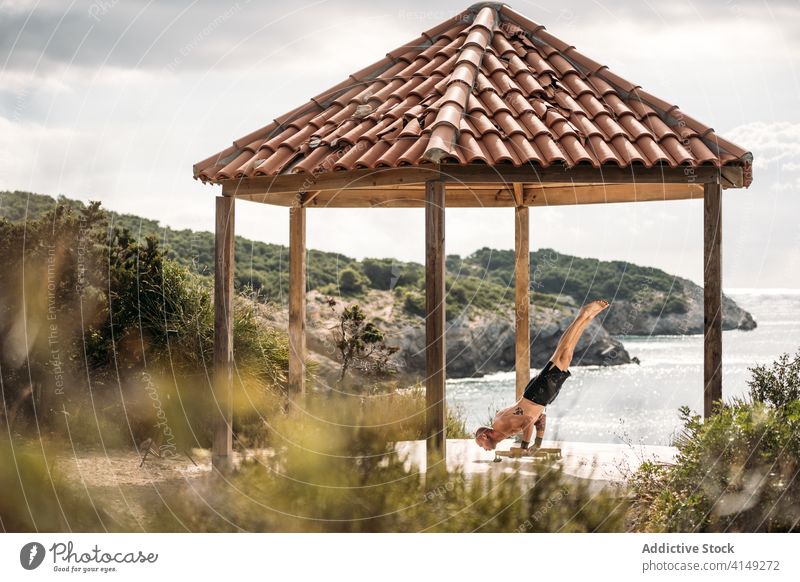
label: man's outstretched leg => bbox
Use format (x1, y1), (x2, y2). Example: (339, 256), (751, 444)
(520, 299), (610, 409)
(550, 299), (609, 371)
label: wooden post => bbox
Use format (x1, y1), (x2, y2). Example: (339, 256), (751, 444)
(704, 178), (723, 418)
(514, 203), (530, 400)
(425, 179), (446, 468)
(213, 195), (235, 470)
(288, 205), (306, 395)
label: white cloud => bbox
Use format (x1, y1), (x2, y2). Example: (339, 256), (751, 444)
(726, 121), (800, 170)
(773, 176), (800, 192)
(0, 70), (73, 95)
(0, 0), (46, 14)
(0, 115), (118, 195)
(0, 115), (76, 171)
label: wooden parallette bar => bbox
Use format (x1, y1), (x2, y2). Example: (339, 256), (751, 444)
(494, 447), (562, 461)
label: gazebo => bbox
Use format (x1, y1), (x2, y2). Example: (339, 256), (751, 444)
(193, 2), (752, 470)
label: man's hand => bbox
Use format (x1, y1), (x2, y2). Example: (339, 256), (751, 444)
(521, 436), (545, 455)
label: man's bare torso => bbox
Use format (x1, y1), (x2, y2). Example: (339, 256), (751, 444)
(490, 397), (545, 439)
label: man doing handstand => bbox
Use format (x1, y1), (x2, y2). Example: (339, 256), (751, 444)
(474, 299), (610, 453)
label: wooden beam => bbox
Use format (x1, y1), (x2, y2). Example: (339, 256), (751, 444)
(514, 204), (530, 400)
(283, 187), (514, 208)
(720, 166), (745, 188)
(441, 164), (720, 187)
(230, 182), (703, 208)
(524, 183), (704, 206)
(301, 190), (320, 207)
(704, 178), (723, 418)
(223, 167), (439, 197)
(213, 196), (235, 470)
(512, 183), (525, 207)
(425, 179), (446, 468)
(288, 206), (306, 395)
(221, 164), (724, 197)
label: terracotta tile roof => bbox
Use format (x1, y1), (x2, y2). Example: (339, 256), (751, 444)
(194, 2), (753, 187)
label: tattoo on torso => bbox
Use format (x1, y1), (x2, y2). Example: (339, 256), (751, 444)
(513, 406), (524, 416)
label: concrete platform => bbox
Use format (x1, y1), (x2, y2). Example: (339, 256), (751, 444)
(394, 439), (677, 491)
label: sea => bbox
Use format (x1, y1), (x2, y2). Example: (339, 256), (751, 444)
(446, 290), (800, 446)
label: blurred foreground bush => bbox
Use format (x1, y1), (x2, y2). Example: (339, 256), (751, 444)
(147, 393), (626, 532)
(629, 350), (800, 532)
(1, 391), (625, 533)
(0, 438), (129, 532)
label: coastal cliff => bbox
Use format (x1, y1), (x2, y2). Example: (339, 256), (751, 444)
(602, 276), (756, 335)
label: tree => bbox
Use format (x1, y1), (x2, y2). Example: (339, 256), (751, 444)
(326, 298), (398, 385)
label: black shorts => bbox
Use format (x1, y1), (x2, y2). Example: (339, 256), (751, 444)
(522, 361), (571, 406)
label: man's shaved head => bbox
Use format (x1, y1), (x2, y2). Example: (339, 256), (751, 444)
(475, 426), (500, 451)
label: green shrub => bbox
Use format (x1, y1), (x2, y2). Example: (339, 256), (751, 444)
(401, 288), (425, 317)
(338, 267), (367, 295)
(748, 349), (800, 409)
(651, 295), (689, 316)
(629, 401), (800, 532)
(361, 258), (407, 289)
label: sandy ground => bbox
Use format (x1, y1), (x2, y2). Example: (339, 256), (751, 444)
(53, 449), (212, 488)
(51, 447), (275, 530)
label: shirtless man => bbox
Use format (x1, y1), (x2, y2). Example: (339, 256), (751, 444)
(474, 299), (610, 452)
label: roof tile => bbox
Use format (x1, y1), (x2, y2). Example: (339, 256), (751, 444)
(456, 131), (490, 164)
(397, 133), (430, 165)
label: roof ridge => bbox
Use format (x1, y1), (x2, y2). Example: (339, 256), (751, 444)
(423, 5), (500, 163)
(464, 2), (507, 16)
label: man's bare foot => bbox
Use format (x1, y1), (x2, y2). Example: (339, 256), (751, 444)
(580, 299), (610, 319)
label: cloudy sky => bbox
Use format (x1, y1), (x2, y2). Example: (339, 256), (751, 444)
(1, 0), (798, 289)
